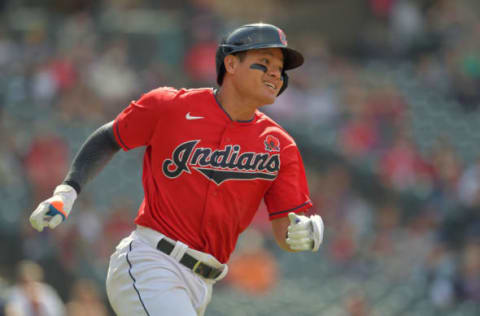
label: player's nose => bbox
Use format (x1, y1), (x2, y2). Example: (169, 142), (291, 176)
(267, 68), (282, 80)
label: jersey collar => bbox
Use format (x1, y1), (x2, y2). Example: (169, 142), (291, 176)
(212, 88), (259, 125)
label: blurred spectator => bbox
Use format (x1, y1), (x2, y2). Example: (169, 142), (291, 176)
(393, 209), (438, 278)
(426, 241), (456, 308)
(424, 0), (480, 111)
(455, 239), (480, 302)
(20, 26), (51, 68)
(249, 200), (273, 235)
(317, 164), (372, 237)
(457, 157), (480, 207)
(449, 44), (480, 112)
(415, 53), (451, 92)
(5, 260), (65, 316)
(339, 112), (380, 160)
(0, 27), (15, 69)
(65, 279), (108, 316)
(73, 198), (103, 248)
(369, 0), (396, 20)
(0, 115), (28, 227)
(49, 54), (78, 94)
(314, 164), (373, 265)
(56, 12), (96, 56)
(264, 82), (307, 123)
(378, 129), (433, 193)
(0, 275), (8, 316)
(184, 0), (221, 85)
(211, 0), (278, 22)
(224, 228), (278, 295)
(55, 81), (104, 123)
(427, 138), (463, 214)
(367, 83), (406, 145)
(329, 220), (358, 264)
(183, 39), (217, 85)
(343, 290), (372, 316)
(370, 202), (402, 260)
(338, 85), (380, 160)
(87, 38), (139, 114)
(23, 132), (70, 203)
(99, 201), (136, 261)
(19, 220), (54, 263)
(31, 62), (58, 106)
(389, 0), (425, 58)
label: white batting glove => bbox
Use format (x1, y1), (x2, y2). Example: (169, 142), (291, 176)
(29, 184), (77, 232)
(286, 212), (324, 252)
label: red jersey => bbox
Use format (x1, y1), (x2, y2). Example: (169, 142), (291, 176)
(113, 87), (312, 263)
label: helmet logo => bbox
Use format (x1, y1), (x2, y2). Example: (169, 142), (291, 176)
(264, 135), (281, 152)
(277, 28), (288, 46)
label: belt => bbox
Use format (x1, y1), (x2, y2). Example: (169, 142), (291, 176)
(156, 238), (222, 280)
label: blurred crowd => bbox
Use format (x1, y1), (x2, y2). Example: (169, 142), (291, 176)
(1, 0), (480, 315)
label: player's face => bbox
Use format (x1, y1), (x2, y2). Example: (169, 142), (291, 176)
(237, 48), (284, 105)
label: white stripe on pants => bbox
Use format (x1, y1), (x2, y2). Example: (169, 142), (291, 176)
(106, 227), (226, 315)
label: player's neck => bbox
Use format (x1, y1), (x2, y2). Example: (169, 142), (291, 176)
(215, 86), (259, 121)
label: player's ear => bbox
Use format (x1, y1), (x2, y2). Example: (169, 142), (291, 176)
(224, 54), (239, 75)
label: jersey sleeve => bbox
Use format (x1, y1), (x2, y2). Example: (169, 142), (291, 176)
(113, 88), (175, 151)
(264, 143), (313, 220)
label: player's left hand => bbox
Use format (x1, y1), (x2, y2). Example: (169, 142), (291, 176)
(286, 212), (324, 252)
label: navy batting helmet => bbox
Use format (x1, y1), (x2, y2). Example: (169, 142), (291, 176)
(215, 23), (304, 95)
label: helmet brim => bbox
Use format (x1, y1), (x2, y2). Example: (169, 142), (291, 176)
(221, 43), (304, 71)
(282, 47), (304, 70)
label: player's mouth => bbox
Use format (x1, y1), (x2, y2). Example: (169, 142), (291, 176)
(264, 81), (277, 91)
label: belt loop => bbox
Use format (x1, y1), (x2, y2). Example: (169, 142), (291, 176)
(213, 264), (228, 282)
(170, 241), (188, 262)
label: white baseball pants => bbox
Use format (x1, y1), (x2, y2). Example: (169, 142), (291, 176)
(106, 225), (228, 316)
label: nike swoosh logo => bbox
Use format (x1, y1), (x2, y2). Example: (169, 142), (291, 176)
(186, 112), (204, 120)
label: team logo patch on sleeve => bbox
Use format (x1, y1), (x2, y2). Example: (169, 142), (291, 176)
(264, 135), (280, 152)
(162, 140), (280, 185)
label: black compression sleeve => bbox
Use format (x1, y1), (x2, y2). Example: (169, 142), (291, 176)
(63, 121), (121, 194)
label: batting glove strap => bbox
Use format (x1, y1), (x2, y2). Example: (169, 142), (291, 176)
(53, 184), (77, 212)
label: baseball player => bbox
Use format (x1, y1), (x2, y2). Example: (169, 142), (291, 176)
(29, 23), (324, 316)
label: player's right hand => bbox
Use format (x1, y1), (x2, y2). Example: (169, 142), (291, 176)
(30, 184), (77, 232)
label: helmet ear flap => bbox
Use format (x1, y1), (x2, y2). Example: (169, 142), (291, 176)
(277, 72), (288, 96)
